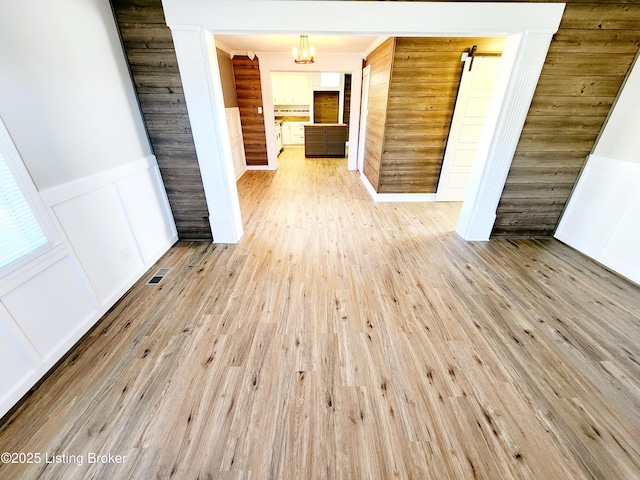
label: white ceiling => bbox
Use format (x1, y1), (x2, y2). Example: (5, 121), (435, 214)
(214, 34), (380, 56)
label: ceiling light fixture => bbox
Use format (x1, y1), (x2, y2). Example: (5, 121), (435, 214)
(293, 35), (314, 64)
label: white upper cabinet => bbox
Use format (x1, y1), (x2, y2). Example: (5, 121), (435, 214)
(272, 73), (311, 105)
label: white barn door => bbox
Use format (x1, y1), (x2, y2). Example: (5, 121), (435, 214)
(436, 55), (501, 201)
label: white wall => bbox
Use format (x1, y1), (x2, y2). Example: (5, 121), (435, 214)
(593, 54), (640, 165)
(555, 56), (640, 284)
(0, 1), (177, 417)
(226, 108), (247, 180)
(0, 0), (152, 190)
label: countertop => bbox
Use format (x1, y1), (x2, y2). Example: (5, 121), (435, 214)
(304, 123), (347, 127)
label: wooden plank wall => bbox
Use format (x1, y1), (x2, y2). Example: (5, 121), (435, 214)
(378, 37), (503, 194)
(362, 38), (395, 190)
(110, 0), (212, 241)
(314, 92), (340, 124)
(113, 0), (640, 238)
(343, 74), (352, 126)
(363, 0), (639, 236)
(232, 56), (268, 166)
(493, 2), (640, 236)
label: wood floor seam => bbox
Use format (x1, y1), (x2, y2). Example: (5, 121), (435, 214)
(1, 149), (638, 479)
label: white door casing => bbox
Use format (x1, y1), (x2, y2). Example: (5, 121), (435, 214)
(357, 65), (371, 173)
(162, 0), (565, 243)
(257, 53), (364, 171)
(437, 55), (502, 202)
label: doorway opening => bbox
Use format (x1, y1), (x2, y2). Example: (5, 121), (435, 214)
(163, 0), (565, 243)
(267, 70), (354, 158)
(357, 37), (505, 203)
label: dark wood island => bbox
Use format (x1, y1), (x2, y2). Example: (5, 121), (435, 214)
(304, 124), (348, 157)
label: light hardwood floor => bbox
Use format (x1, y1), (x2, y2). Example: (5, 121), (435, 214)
(1, 148), (639, 479)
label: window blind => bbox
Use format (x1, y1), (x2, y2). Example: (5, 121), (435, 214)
(0, 153), (47, 269)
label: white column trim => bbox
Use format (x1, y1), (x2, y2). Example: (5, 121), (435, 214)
(163, 1), (565, 244)
(170, 26), (244, 243)
(456, 32), (554, 240)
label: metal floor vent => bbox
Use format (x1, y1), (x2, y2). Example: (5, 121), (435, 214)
(146, 268), (171, 286)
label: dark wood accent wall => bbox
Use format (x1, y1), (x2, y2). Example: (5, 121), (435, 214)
(313, 91), (340, 124)
(232, 56), (268, 166)
(378, 37), (502, 194)
(362, 38), (395, 190)
(111, 0), (212, 241)
(343, 74), (352, 125)
(361, 1), (639, 236)
(493, 2), (640, 236)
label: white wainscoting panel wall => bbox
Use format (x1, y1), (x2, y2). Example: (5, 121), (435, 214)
(0, 156), (177, 418)
(0, 303), (39, 412)
(2, 257), (96, 360)
(555, 154), (640, 284)
(53, 184), (146, 304)
(118, 166), (178, 265)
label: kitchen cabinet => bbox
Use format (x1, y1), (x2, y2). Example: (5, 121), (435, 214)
(282, 122), (306, 146)
(272, 73), (311, 105)
(304, 124), (348, 157)
(290, 123), (305, 144)
(281, 123), (291, 145)
(275, 121), (283, 154)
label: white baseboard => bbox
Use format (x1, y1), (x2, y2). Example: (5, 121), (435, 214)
(359, 172), (437, 202)
(246, 165), (277, 171)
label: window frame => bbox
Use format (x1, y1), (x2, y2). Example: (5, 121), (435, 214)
(0, 116), (59, 280)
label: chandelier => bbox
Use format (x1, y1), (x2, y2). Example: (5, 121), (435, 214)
(293, 35), (314, 64)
